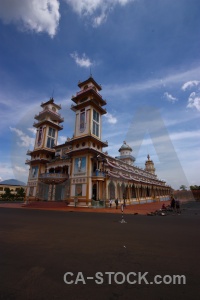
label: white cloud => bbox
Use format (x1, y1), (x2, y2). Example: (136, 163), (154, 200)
(0, 163), (15, 181)
(118, 0), (133, 4)
(187, 92), (200, 111)
(65, 0), (102, 16)
(65, 0), (135, 26)
(181, 80), (200, 91)
(9, 127), (35, 147)
(0, 162), (28, 182)
(13, 165), (28, 174)
(104, 112), (117, 124)
(163, 92), (178, 103)
(169, 130), (200, 142)
(70, 52), (93, 68)
(180, 81), (200, 111)
(126, 129), (200, 148)
(93, 12), (107, 27)
(0, 0), (60, 37)
(27, 128), (37, 135)
(104, 66), (200, 98)
(58, 135), (67, 145)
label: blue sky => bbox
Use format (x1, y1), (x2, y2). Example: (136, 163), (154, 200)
(0, 0), (200, 189)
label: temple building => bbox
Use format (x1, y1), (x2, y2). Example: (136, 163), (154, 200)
(25, 76), (171, 206)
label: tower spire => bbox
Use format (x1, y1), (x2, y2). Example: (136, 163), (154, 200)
(145, 154), (155, 174)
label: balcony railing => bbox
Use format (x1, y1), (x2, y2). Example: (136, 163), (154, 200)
(26, 150), (32, 155)
(92, 171), (105, 178)
(35, 109), (63, 119)
(41, 102), (61, 109)
(76, 86), (102, 98)
(39, 173), (68, 184)
(33, 121), (63, 128)
(39, 173), (68, 179)
(115, 155), (135, 161)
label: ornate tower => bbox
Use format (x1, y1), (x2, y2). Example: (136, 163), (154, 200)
(25, 98), (64, 200)
(145, 154), (156, 175)
(63, 76), (108, 204)
(116, 141), (135, 165)
(71, 76), (107, 142)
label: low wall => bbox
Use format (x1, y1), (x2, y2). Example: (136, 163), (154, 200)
(173, 190), (196, 201)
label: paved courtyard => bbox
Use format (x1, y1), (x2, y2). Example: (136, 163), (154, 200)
(0, 202), (200, 300)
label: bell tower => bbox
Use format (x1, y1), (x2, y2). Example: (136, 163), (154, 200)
(71, 76), (107, 144)
(145, 154), (156, 175)
(63, 76), (108, 205)
(25, 98), (64, 200)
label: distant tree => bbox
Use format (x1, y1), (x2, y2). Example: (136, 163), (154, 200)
(190, 185), (200, 190)
(16, 187), (25, 199)
(180, 185), (187, 190)
(1, 188), (14, 200)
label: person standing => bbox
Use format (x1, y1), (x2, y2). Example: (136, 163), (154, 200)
(109, 199), (112, 208)
(123, 193), (126, 208)
(115, 198), (119, 209)
(175, 199), (181, 214)
(170, 196), (176, 211)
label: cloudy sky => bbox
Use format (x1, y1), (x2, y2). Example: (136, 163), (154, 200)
(0, 0), (200, 189)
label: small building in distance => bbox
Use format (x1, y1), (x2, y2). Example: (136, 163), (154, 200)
(0, 179), (26, 197)
(25, 76), (171, 206)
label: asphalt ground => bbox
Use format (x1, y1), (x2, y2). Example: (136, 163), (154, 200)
(0, 202), (200, 300)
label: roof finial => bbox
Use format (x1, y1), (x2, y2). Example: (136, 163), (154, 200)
(50, 89), (54, 100)
(90, 66), (92, 78)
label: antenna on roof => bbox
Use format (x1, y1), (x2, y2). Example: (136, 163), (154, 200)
(90, 66), (93, 78)
(51, 89), (54, 100)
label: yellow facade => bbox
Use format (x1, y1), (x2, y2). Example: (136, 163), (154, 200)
(25, 77), (171, 206)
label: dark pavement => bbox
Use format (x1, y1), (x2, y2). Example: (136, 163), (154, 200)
(0, 203), (200, 300)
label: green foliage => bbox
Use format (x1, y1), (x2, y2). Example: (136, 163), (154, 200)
(180, 185), (187, 190)
(1, 188), (14, 200)
(0, 187), (25, 201)
(16, 187), (25, 199)
(190, 185), (200, 190)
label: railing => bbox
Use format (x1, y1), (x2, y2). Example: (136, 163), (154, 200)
(115, 155), (135, 160)
(41, 102), (61, 109)
(35, 109), (62, 119)
(25, 157), (49, 164)
(92, 171), (105, 177)
(39, 173), (68, 179)
(75, 86), (102, 98)
(33, 121), (63, 128)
